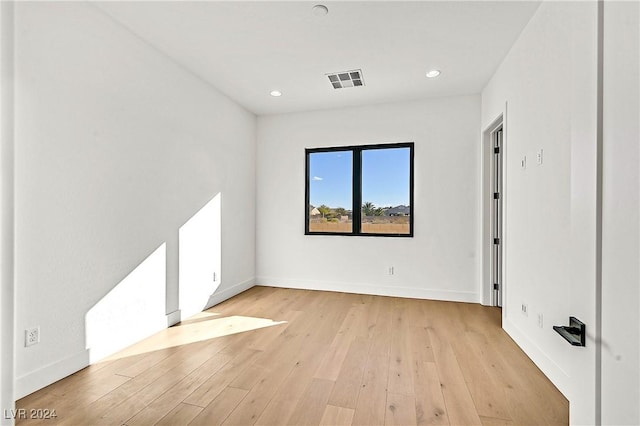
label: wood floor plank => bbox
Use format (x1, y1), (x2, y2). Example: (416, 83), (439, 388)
(220, 312), (293, 356)
(407, 326), (435, 363)
(452, 331), (511, 421)
(228, 364), (266, 390)
(93, 345), (218, 426)
(15, 393), (77, 426)
(351, 353), (389, 426)
(413, 361), (450, 425)
(327, 337), (370, 409)
(427, 325), (482, 426)
(504, 386), (550, 426)
(388, 311), (414, 396)
(385, 392), (418, 426)
(368, 297), (393, 358)
(155, 403), (202, 426)
(40, 356), (134, 398)
(466, 321), (568, 425)
(56, 341), (218, 425)
(319, 405), (355, 426)
(479, 415), (515, 426)
(188, 387), (248, 426)
(126, 352), (234, 425)
(352, 297), (393, 426)
(314, 304), (366, 380)
(254, 339), (329, 425)
(222, 361), (295, 425)
(250, 308), (319, 370)
(16, 287), (568, 426)
(183, 349), (261, 408)
(114, 346), (180, 378)
(287, 378), (335, 426)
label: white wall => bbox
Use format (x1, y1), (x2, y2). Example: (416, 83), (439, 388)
(601, 1), (639, 424)
(256, 96), (480, 302)
(179, 194), (222, 320)
(482, 2), (599, 424)
(0, 2), (15, 423)
(14, 2), (256, 398)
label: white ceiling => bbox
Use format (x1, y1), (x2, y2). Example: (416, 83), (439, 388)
(96, 1), (540, 116)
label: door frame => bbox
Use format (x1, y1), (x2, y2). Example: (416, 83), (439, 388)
(0, 1), (16, 423)
(481, 110), (507, 313)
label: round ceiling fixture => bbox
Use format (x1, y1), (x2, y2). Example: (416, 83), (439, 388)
(312, 4), (329, 16)
(270, 90), (282, 97)
(426, 69), (441, 78)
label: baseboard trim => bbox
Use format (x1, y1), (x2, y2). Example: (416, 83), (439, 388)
(502, 317), (570, 398)
(166, 310), (181, 327)
(15, 349), (90, 400)
(255, 276), (479, 303)
(16, 279), (255, 400)
(205, 277), (255, 309)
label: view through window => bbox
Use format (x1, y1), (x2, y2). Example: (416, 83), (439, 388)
(306, 143), (413, 236)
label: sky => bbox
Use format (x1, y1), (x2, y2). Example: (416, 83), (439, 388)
(309, 147), (410, 209)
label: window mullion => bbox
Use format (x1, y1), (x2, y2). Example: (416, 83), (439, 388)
(352, 148), (362, 235)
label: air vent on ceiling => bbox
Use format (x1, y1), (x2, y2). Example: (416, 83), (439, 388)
(326, 69), (365, 89)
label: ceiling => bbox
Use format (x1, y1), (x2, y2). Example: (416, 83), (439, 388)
(96, 1), (540, 116)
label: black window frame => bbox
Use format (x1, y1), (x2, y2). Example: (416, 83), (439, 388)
(305, 142), (414, 237)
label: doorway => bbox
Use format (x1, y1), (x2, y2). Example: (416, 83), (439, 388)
(491, 126), (503, 307)
(482, 114), (504, 309)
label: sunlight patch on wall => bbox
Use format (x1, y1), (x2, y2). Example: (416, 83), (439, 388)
(179, 193), (222, 320)
(86, 243), (167, 363)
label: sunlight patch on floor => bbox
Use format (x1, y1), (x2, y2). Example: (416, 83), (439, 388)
(102, 314), (287, 361)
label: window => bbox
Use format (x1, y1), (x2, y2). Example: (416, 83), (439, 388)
(305, 142), (414, 237)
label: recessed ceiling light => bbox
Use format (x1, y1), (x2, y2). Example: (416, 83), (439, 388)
(426, 69), (441, 78)
(270, 90), (282, 97)
(312, 4), (329, 16)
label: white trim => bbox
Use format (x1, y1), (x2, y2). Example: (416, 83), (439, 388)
(15, 350), (90, 400)
(501, 102), (509, 323)
(205, 277), (255, 309)
(480, 112), (504, 307)
(256, 277), (479, 303)
(166, 310), (181, 327)
(0, 2), (15, 423)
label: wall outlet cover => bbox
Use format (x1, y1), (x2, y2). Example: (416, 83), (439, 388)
(537, 313), (544, 328)
(25, 327), (40, 347)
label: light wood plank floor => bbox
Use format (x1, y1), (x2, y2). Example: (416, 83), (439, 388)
(17, 286), (568, 425)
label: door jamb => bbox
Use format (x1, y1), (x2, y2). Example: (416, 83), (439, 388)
(481, 111), (506, 312)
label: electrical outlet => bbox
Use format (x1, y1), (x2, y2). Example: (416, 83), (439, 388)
(388, 266), (394, 275)
(25, 327), (40, 347)
(521, 303), (528, 316)
(536, 149), (543, 165)
(537, 313), (544, 328)
(213, 272), (217, 282)
(521, 156), (527, 170)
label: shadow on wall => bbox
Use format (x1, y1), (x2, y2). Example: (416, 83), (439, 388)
(85, 193), (222, 363)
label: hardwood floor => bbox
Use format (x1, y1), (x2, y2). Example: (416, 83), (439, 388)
(16, 286), (568, 425)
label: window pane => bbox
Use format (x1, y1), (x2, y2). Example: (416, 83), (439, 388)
(361, 147), (411, 235)
(308, 151), (353, 233)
